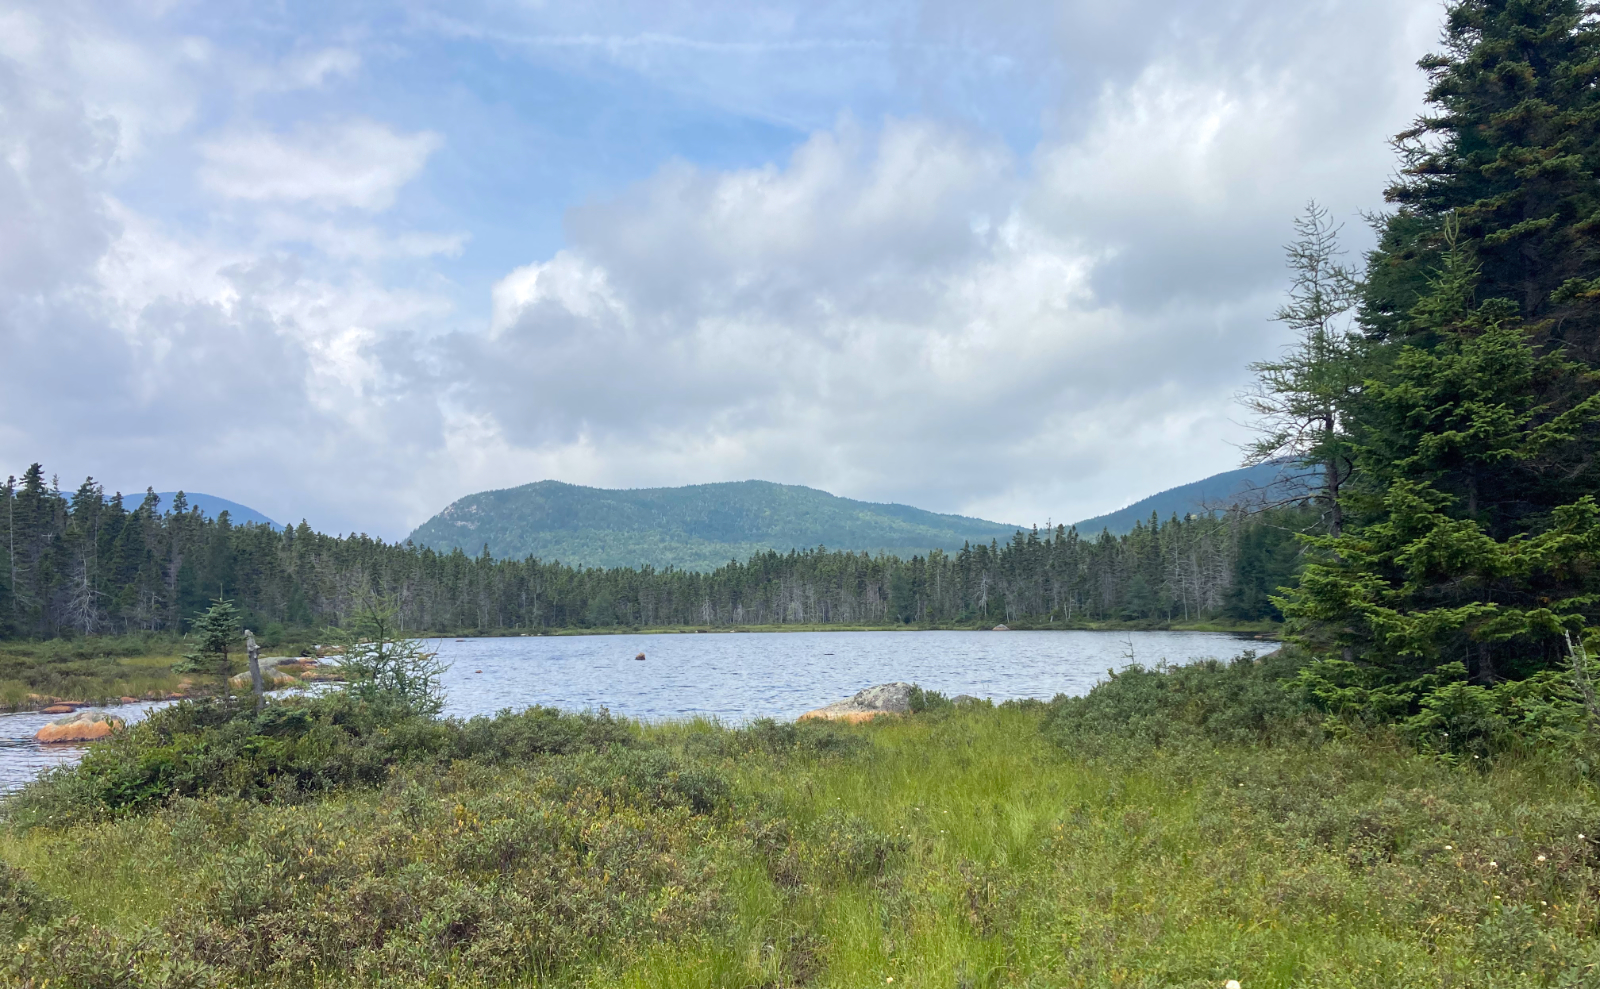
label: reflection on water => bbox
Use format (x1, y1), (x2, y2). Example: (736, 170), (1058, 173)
(0, 629), (1256, 793)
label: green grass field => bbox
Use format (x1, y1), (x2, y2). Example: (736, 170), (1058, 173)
(4, 692), (1598, 987)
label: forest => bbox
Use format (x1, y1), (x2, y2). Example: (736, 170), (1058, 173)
(0, 469), (1305, 639)
(2, 0), (1595, 674)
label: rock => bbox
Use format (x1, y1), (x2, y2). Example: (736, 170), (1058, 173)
(36, 709), (123, 744)
(951, 694), (981, 705)
(40, 704), (77, 715)
(992, 624), (1010, 631)
(800, 682), (914, 723)
(119, 696), (139, 704)
(230, 667), (301, 690)
(635, 652), (646, 661)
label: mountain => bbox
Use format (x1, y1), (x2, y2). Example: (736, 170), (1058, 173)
(153, 492), (282, 530)
(407, 480), (1020, 571)
(1067, 462), (1309, 536)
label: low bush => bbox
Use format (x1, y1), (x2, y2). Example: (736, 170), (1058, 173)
(907, 684), (953, 713)
(1042, 648), (1319, 749)
(6, 749), (737, 988)
(683, 716), (866, 761)
(1296, 658), (1600, 766)
(2, 696), (651, 829)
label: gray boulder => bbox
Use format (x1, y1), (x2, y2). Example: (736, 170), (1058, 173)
(800, 682), (914, 722)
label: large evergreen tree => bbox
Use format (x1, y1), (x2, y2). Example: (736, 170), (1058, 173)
(1370, 0), (1600, 354)
(1285, 1), (1600, 683)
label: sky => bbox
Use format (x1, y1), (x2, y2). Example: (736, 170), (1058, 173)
(1, 0), (1442, 539)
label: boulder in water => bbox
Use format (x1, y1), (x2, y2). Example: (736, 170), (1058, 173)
(36, 709), (123, 743)
(800, 682), (914, 723)
(39, 704), (76, 715)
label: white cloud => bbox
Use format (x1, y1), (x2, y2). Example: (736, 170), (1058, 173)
(198, 120), (442, 212)
(450, 0), (1433, 528)
(3, 0), (1445, 538)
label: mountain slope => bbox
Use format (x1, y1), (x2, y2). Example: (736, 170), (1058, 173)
(1067, 462), (1310, 536)
(407, 480), (1019, 570)
(154, 492), (282, 530)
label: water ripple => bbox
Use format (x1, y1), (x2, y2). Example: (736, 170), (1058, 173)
(0, 629), (1253, 793)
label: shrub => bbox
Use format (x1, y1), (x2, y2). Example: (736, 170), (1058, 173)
(1, 697), (654, 829)
(684, 717), (865, 760)
(1042, 649), (1318, 749)
(0, 860), (57, 937)
(907, 685), (953, 713)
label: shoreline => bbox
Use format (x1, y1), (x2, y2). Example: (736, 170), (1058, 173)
(1, 623), (1277, 712)
(435, 620), (1281, 639)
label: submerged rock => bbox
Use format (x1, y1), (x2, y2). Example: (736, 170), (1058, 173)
(36, 709), (124, 743)
(800, 682), (914, 723)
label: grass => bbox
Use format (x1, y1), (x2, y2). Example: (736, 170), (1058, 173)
(0, 636), (189, 710)
(0, 631), (339, 711)
(5, 690), (1600, 986)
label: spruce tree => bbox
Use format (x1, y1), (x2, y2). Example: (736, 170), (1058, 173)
(1284, 236), (1600, 681)
(1281, 1), (1600, 685)
(1372, 0), (1600, 356)
(190, 598), (242, 701)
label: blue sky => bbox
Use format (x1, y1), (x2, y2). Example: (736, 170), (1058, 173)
(2, 0), (1439, 539)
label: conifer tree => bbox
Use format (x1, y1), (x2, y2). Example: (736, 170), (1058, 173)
(1242, 202), (1363, 535)
(190, 598), (242, 702)
(1281, 1), (1600, 685)
(1285, 233), (1600, 681)
(1372, 0), (1600, 355)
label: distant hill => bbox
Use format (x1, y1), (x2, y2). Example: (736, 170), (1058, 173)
(153, 492), (281, 530)
(407, 480), (1020, 571)
(1067, 462), (1309, 536)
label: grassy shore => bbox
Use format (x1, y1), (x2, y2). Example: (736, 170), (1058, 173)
(0, 637), (190, 711)
(3, 673), (1596, 986)
(0, 631), (335, 711)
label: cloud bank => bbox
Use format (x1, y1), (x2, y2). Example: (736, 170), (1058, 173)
(0, 0), (1437, 539)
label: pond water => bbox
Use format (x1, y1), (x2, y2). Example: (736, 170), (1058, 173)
(0, 628), (1259, 793)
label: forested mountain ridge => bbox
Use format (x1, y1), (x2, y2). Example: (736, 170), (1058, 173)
(153, 492), (280, 530)
(406, 479), (1021, 570)
(0, 463), (1305, 638)
(1069, 462), (1306, 536)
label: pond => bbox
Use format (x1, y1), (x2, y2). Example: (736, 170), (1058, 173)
(0, 628), (1261, 793)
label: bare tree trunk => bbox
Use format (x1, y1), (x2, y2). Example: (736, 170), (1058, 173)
(1324, 415), (1342, 537)
(245, 629), (264, 711)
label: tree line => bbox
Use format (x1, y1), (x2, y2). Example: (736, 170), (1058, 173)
(0, 464), (1306, 640)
